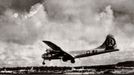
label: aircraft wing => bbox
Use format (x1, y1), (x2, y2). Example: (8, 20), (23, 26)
(43, 41), (63, 51)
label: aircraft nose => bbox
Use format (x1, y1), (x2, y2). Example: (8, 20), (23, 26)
(42, 54), (45, 58)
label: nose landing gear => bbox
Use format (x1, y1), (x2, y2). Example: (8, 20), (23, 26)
(42, 60), (45, 65)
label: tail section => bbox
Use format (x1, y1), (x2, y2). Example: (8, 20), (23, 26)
(98, 34), (117, 50)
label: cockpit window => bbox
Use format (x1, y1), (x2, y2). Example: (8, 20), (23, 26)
(46, 49), (52, 53)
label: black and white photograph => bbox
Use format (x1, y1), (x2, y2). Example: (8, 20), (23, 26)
(0, 0), (134, 75)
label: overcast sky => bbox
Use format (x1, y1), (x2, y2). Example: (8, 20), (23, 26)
(0, 0), (134, 67)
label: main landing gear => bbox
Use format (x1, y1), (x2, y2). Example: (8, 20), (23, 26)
(71, 59), (75, 63)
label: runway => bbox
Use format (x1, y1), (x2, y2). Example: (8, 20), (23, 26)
(0, 61), (134, 75)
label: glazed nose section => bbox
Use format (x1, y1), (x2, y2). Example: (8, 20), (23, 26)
(42, 54), (45, 58)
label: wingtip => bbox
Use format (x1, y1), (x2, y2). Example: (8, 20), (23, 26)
(42, 40), (49, 42)
(42, 40), (46, 42)
(42, 41), (49, 44)
(42, 40), (45, 43)
(42, 41), (53, 44)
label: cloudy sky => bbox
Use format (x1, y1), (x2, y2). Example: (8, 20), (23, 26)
(0, 0), (134, 67)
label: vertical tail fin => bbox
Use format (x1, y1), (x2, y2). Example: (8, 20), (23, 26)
(98, 34), (117, 50)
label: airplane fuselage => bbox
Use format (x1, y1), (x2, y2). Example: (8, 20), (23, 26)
(74, 49), (119, 58)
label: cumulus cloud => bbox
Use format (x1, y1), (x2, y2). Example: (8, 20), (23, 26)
(0, 0), (47, 66)
(0, 0), (134, 66)
(43, 0), (134, 66)
(0, 3), (47, 45)
(0, 0), (43, 14)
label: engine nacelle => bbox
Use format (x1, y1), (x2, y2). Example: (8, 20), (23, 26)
(62, 57), (68, 62)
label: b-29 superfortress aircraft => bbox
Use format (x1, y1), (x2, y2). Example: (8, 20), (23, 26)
(41, 41), (75, 65)
(41, 34), (119, 65)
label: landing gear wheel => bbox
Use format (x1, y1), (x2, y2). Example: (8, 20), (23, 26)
(42, 61), (45, 65)
(71, 59), (75, 63)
